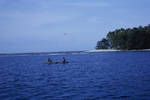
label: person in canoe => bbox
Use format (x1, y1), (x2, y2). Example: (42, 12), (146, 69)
(62, 57), (68, 64)
(47, 57), (68, 64)
(48, 58), (53, 63)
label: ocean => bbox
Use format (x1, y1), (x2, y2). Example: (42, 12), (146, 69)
(0, 51), (150, 100)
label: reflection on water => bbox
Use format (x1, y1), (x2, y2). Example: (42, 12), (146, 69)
(0, 52), (150, 99)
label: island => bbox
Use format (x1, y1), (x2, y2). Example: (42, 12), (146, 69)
(96, 24), (150, 50)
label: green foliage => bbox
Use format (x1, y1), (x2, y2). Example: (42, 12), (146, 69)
(96, 38), (109, 49)
(96, 24), (150, 50)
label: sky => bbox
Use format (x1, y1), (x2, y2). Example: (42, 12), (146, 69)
(0, 0), (150, 53)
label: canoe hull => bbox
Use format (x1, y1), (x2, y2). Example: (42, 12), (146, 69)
(46, 62), (69, 64)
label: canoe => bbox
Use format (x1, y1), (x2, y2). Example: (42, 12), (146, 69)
(46, 61), (69, 64)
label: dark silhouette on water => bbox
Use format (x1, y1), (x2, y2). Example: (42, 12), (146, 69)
(62, 57), (66, 64)
(62, 57), (69, 64)
(48, 58), (52, 63)
(47, 57), (69, 64)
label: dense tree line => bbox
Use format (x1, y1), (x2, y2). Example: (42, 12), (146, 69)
(96, 24), (150, 50)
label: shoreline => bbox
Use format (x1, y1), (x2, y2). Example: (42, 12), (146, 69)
(85, 49), (150, 53)
(0, 49), (150, 56)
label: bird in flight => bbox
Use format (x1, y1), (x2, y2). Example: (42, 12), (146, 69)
(64, 33), (68, 36)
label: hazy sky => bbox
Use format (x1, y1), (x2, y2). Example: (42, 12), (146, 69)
(0, 0), (150, 53)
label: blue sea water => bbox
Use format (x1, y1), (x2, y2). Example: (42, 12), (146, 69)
(0, 52), (150, 100)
